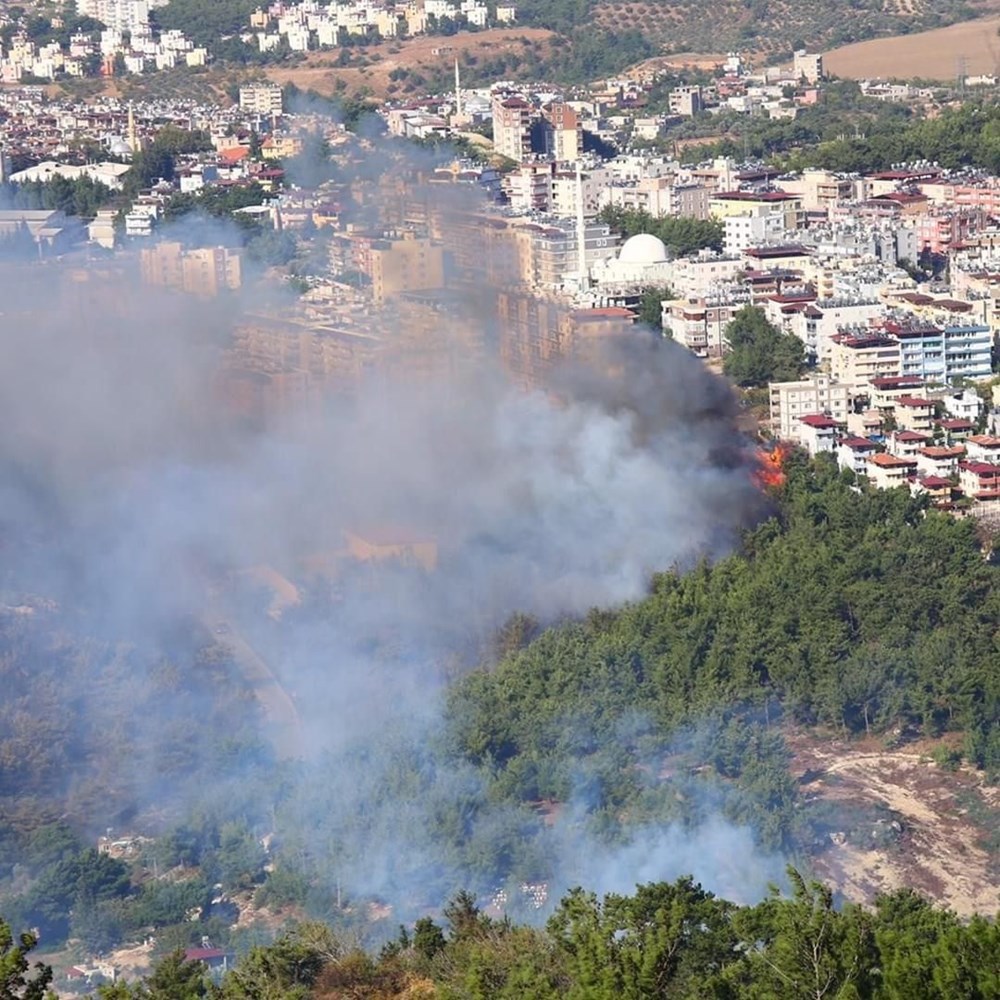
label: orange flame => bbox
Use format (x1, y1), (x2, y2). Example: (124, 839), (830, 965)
(752, 442), (791, 490)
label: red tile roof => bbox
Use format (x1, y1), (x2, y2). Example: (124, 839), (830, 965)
(799, 414), (841, 428)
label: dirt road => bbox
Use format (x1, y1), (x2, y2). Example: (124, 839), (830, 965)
(203, 608), (302, 760)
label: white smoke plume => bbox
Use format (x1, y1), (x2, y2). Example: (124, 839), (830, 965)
(0, 193), (779, 931)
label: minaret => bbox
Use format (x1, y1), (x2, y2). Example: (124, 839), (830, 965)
(127, 101), (138, 155)
(454, 58), (462, 119)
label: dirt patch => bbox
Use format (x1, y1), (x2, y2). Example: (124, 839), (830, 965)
(788, 732), (1000, 915)
(265, 27), (555, 100)
(825, 14), (1000, 80)
(630, 52), (728, 74)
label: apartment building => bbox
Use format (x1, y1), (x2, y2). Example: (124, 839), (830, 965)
(885, 318), (993, 383)
(524, 220), (619, 289)
(869, 375), (926, 409)
(958, 460), (1000, 499)
(668, 254), (744, 298)
(496, 291), (635, 388)
(599, 176), (709, 220)
(239, 83), (283, 115)
(368, 236), (445, 305)
(916, 445), (965, 479)
(796, 413), (843, 455)
(538, 102), (580, 162)
(769, 373), (851, 439)
(140, 242), (242, 296)
(838, 436), (881, 475)
(866, 452), (918, 489)
(829, 333), (901, 389)
(965, 434), (1000, 463)
(491, 95), (532, 162)
(666, 298), (742, 357)
(886, 429), (932, 458)
(775, 169), (850, 211)
(709, 191), (804, 231)
(793, 50), (824, 84)
(668, 86), (703, 116)
(894, 396), (936, 433)
(790, 297), (885, 361)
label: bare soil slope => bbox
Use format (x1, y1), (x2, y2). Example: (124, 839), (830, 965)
(790, 734), (1000, 916)
(825, 14), (1000, 80)
(265, 28), (555, 101)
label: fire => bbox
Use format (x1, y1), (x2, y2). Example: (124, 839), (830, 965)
(752, 441), (791, 490)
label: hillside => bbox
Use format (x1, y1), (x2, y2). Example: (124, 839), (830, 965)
(518, 0), (996, 62)
(825, 12), (1000, 79)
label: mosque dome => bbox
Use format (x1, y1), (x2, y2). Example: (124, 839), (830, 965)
(618, 232), (669, 265)
(109, 136), (132, 157)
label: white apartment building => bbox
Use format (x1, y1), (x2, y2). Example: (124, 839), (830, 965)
(770, 373), (851, 439)
(724, 211), (785, 254)
(796, 413), (843, 455)
(599, 176), (709, 220)
(239, 83), (283, 115)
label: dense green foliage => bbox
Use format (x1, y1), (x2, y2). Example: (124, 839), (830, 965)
(723, 306), (807, 386)
(685, 98), (1000, 176)
(0, 175), (113, 219)
(0, 919), (54, 1000)
(636, 287), (671, 332)
(0, 603), (272, 950)
(791, 101), (1000, 175)
(122, 126), (214, 197)
(21, 872), (988, 998)
(445, 458), (1000, 857)
(152, 0), (260, 50)
(598, 205), (723, 256)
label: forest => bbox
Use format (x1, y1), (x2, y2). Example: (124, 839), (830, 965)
(680, 96), (1000, 177)
(6, 868), (999, 999)
(2, 453), (998, 966)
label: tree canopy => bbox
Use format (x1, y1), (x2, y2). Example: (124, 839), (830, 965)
(65, 874), (1000, 999)
(722, 305), (806, 386)
(599, 205), (724, 256)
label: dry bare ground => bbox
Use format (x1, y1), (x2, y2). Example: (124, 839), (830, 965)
(630, 53), (728, 74)
(789, 733), (1000, 916)
(264, 27), (555, 100)
(825, 14), (1000, 80)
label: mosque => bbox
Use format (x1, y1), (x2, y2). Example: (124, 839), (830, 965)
(590, 232), (673, 287)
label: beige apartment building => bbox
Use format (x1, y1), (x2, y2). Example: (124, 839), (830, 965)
(368, 236), (445, 305)
(491, 95), (532, 162)
(539, 101), (580, 162)
(140, 242), (241, 297)
(829, 332), (901, 390)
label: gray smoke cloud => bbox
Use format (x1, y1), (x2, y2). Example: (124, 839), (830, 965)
(0, 180), (780, 935)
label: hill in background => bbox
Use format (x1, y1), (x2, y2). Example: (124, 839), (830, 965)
(517, 0), (994, 63)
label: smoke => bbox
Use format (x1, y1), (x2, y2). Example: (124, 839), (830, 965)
(0, 168), (778, 932)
